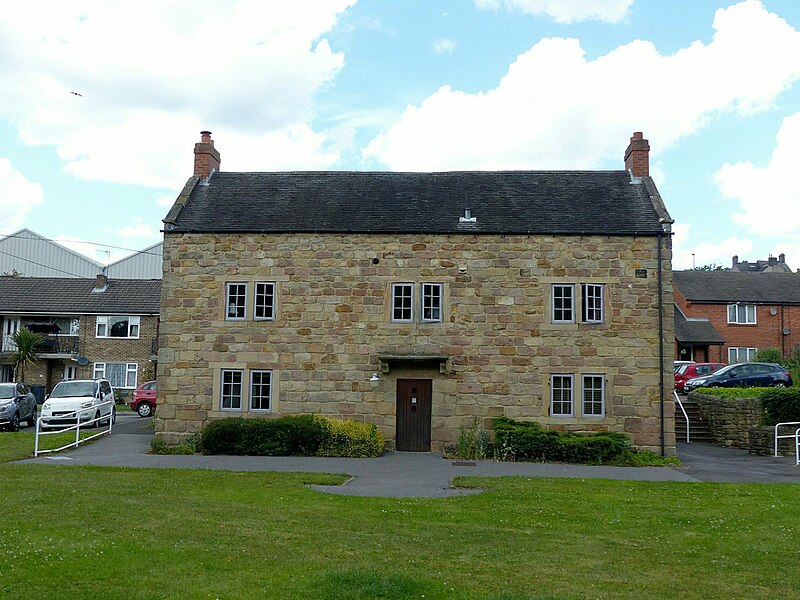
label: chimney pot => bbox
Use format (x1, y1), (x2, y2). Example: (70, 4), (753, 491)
(779, 253), (786, 263)
(732, 255), (739, 267)
(624, 131), (650, 178)
(194, 130), (221, 179)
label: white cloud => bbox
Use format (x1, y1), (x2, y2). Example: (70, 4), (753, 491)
(475, 0), (634, 24)
(118, 219), (157, 240)
(0, 1), (355, 188)
(365, 0), (800, 171)
(671, 224), (752, 271)
(714, 112), (800, 236)
(0, 158), (44, 231)
(431, 38), (457, 55)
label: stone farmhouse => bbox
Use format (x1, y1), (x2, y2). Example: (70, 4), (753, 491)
(156, 131), (675, 454)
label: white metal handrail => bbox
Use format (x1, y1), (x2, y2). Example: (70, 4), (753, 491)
(773, 421), (800, 458)
(674, 390), (690, 443)
(795, 428), (800, 466)
(34, 399), (115, 457)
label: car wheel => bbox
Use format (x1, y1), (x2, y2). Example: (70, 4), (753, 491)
(26, 406), (37, 427)
(112, 406), (116, 425)
(772, 382), (787, 388)
(710, 383), (721, 388)
(137, 402), (153, 418)
(94, 410), (102, 428)
(10, 413), (20, 432)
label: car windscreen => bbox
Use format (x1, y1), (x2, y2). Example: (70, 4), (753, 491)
(710, 364), (735, 377)
(0, 384), (15, 399)
(50, 381), (96, 398)
(677, 365), (689, 375)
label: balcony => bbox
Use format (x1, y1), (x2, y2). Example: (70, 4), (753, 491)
(1, 334), (79, 357)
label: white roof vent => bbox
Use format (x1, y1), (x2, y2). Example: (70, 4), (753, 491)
(459, 209), (477, 223)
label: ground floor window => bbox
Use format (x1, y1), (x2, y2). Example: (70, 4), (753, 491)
(221, 369), (244, 410)
(93, 362), (138, 389)
(728, 347), (756, 363)
(551, 373), (607, 418)
(249, 370), (272, 411)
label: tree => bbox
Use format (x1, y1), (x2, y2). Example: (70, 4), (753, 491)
(693, 263), (726, 271)
(11, 327), (43, 382)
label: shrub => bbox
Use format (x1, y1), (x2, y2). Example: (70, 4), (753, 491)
(200, 415), (327, 456)
(760, 388), (800, 425)
(150, 433), (201, 455)
(453, 418), (492, 460)
(317, 418), (385, 458)
(199, 415), (383, 457)
(493, 417), (631, 464)
(753, 347), (786, 366)
(693, 387), (769, 399)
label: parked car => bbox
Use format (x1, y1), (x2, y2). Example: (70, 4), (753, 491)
(0, 382), (37, 431)
(130, 381), (156, 417)
(40, 379), (116, 430)
(674, 362), (726, 392)
(674, 360), (694, 373)
(684, 362), (793, 392)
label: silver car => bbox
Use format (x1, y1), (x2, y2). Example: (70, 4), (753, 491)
(0, 382), (37, 432)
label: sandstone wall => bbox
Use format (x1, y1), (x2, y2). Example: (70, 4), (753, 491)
(156, 232), (675, 453)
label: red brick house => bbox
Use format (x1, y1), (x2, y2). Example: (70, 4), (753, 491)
(673, 270), (800, 363)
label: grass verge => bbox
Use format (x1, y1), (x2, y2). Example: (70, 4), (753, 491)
(0, 427), (100, 462)
(1, 465), (798, 599)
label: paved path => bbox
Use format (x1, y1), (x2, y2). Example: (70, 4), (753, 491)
(15, 413), (799, 497)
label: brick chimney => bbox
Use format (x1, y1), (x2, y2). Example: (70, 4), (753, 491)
(93, 272), (108, 294)
(732, 255), (739, 268)
(194, 131), (220, 179)
(624, 131), (650, 177)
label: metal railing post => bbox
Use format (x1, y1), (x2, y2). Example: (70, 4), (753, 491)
(673, 391), (690, 443)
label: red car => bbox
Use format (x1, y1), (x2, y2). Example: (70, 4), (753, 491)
(674, 363), (725, 392)
(130, 381), (156, 417)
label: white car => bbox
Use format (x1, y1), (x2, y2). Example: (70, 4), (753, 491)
(40, 379), (116, 430)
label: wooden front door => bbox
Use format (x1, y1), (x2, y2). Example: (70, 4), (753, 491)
(396, 379), (432, 452)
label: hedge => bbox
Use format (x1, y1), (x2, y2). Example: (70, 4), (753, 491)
(492, 417), (630, 464)
(200, 415), (384, 458)
(760, 388), (800, 425)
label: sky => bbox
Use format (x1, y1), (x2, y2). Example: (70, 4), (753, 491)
(1, 0), (799, 270)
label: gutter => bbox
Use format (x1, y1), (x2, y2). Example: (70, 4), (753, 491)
(658, 230), (665, 457)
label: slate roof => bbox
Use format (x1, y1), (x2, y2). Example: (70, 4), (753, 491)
(0, 278), (161, 314)
(674, 310), (725, 344)
(673, 271), (800, 304)
(165, 171), (666, 236)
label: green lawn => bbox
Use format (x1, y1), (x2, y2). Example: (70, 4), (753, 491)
(0, 465), (798, 599)
(0, 428), (101, 462)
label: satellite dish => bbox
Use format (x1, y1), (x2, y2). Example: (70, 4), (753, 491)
(77, 356), (89, 366)
(783, 327), (791, 336)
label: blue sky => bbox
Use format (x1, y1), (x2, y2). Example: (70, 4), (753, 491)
(1, 0), (799, 270)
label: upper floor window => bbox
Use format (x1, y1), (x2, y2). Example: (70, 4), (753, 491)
(727, 304), (756, 324)
(96, 316), (140, 339)
(254, 282), (276, 321)
(421, 283), (443, 323)
(226, 283), (247, 320)
(581, 284), (604, 323)
(392, 283), (414, 322)
(552, 285), (574, 323)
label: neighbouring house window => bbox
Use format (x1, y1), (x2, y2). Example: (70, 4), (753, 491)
(93, 362), (138, 389)
(250, 370), (272, 411)
(582, 375), (605, 417)
(221, 369), (244, 410)
(550, 374), (574, 416)
(96, 316), (140, 338)
(727, 304), (756, 324)
(552, 285), (574, 323)
(581, 284), (604, 323)
(421, 283), (443, 322)
(226, 283), (248, 320)
(64, 365), (76, 380)
(728, 347), (756, 363)
(254, 282), (276, 320)
(392, 283), (414, 322)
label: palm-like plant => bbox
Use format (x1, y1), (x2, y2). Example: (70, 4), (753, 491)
(11, 327), (43, 382)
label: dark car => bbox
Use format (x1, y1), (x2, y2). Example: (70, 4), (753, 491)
(130, 381), (156, 417)
(685, 362), (793, 392)
(0, 382), (37, 431)
(675, 362), (726, 392)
